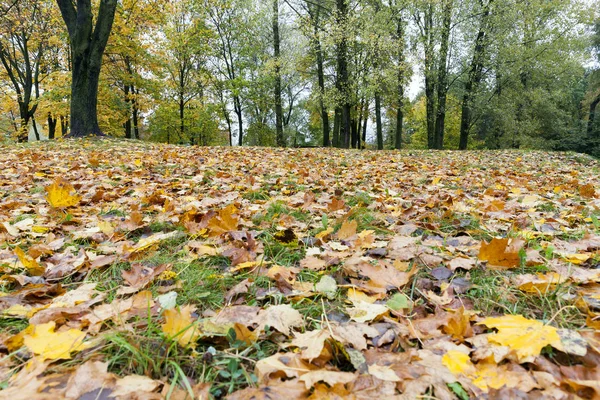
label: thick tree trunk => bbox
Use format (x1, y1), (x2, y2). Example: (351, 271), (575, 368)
(48, 113), (57, 139)
(333, 107), (341, 148)
(351, 116), (358, 149)
(459, 1), (490, 150)
(273, 0), (284, 147)
(434, 0), (453, 150)
(57, 0), (117, 138)
(375, 93), (383, 150)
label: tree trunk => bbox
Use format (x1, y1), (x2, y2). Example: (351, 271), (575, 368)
(124, 84), (131, 138)
(375, 93), (383, 150)
(179, 92), (185, 142)
(351, 116), (358, 149)
(434, 0), (453, 150)
(48, 113), (57, 139)
(60, 115), (69, 136)
(234, 95), (243, 145)
(333, 107), (341, 148)
(589, 94), (600, 137)
(395, 86), (403, 150)
(394, 14), (405, 150)
(57, 0), (117, 138)
(423, 4), (436, 149)
(459, 0), (491, 150)
(362, 103), (368, 146)
(132, 86), (140, 139)
(336, 0), (351, 149)
(315, 30), (330, 146)
(273, 0), (284, 147)
(31, 115), (40, 141)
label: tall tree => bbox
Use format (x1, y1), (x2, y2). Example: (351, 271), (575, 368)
(0, 0), (56, 141)
(56, 0), (118, 137)
(335, 0), (351, 148)
(433, 0), (452, 149)
(459, 0), (492, 150)
(273, 0), (285, 146)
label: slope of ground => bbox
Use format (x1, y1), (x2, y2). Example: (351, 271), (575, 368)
(0, 139), (599, 399)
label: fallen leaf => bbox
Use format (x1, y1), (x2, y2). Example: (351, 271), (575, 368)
(23, 321), (88, 360)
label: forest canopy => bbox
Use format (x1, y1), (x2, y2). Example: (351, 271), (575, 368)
(0, 0), (599, 155)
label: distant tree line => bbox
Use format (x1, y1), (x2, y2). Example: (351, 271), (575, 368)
(0, 0), (598, 156)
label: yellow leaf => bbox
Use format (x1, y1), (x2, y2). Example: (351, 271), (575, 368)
(14, 247), (44, 276)
(23, 322), (87, 360)
(563, 253), (590, 265)
(315, 227), (334, 241)
(230, 260), (264, 273)
(45, 178), (80, 208)
(442, 350), (475, 376)
(337, 219), (357, 240)
(161, 305), (200, 347)
(207, 204), (239, 236)
(479, 315), (561, 362)
(31, 226), (49, 233)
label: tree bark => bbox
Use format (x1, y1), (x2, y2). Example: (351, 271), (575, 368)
(273, 0), (284, 147)
(132, 86), (140, 139)
(375, 93), (383, 150)
(351, 116), (358, 149)
(336, 0), (351, 148)
(234, 95), (243, 145)
(48, 113), (57, 139)
(423, 4), (436, 149)
(434, 0), (453, 150)
(56, 0), (117, 138)
(124, 84), (131, 138)
(362, 102), (368, 146)
(459, 0), (491, 150)
(310, 6), (330, 147)
(333, 107), (341, 148)
(588, 94), (600, 137)
(394, 13), (405, 150)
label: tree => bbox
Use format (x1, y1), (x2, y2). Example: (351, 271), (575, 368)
(459, 0), (492, 150)
(273, 0), (284, 146)
(56, 0), (118, 137)
(0, 0), (58, 141)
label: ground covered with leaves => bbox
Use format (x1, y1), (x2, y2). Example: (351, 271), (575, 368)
(0, 139), (600, 399)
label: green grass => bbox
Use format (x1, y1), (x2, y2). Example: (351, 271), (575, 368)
(463, 268), (586, 329)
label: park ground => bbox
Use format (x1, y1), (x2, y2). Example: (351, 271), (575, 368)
(0, 139), (599, 399)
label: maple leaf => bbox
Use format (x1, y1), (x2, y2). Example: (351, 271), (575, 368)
(45, 178), (80, 208)
(336, 219), (357, 240)
(14, 246), (45, 276)
(479, 315), (561, 362)
(161, 305), (201, 347)
(478, 238), (523, 268)
(207, 204), (239, 236)
(22, 321), (88, 360)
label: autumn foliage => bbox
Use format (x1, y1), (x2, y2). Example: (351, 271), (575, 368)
(0, 139), (599, 398)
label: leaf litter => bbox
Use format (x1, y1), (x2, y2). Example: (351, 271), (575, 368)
(0, 139), (599, 398)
